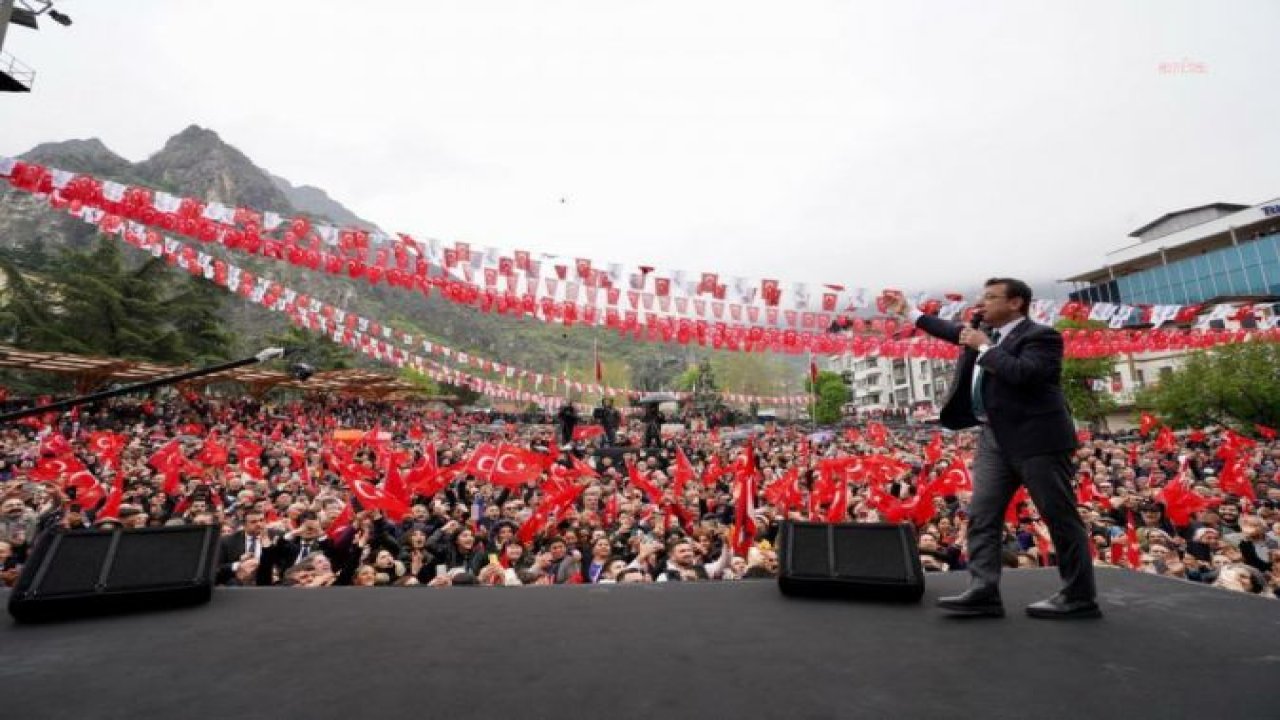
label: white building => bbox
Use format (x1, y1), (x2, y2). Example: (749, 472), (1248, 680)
(831, 354), (951, 419)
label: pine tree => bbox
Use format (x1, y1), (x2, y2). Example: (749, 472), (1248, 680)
(49, 238), (182, 361)
(165, 275), (233, 364)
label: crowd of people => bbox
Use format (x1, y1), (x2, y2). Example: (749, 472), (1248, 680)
(0, 391), (1277, 599)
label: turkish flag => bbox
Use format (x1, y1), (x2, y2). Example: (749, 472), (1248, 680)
(30, 454), (87, 483)
(326, 503), (354, 542)
(865, 421), (888, 448)
(572, 426), (604, 441)
(197, 431), (229, 467)
(464, 443), (543, 488)
(923, 432), (943, 466)
(67, 469), (105, 511)
(88, 431), (127, 464)
(731, 445), (758, 556)
(626, 459), (663, 504)
(148, 439), (184, 472)
(1157, 462), (1210, 526)
(672, 446), (697, 498)
(1139, 412), (1158, 437)
(383, 464), (411, 505)
(40, 432), (72, 458)
(348, 478), (409, 522)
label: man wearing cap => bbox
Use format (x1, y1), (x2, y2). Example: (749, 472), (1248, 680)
(886, 279), (1100, 619)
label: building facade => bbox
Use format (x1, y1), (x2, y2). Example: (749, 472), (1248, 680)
(827, 198), (1279, 429)
(1066, 198), (1280, 429)
(832, 354), (951, 421)
(1066, 200), (1280, 306)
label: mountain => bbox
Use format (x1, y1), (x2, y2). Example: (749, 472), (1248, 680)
(271, 174), (378, 230)
(20, 138), (134, 178)
(133, 125), (295, 211)
(0, 126), (704, 394)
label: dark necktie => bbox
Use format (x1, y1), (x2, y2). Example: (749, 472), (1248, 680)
(299, 541), (312, 561)
(972, 329), (1001, 418)
(247, 537), (258, 557)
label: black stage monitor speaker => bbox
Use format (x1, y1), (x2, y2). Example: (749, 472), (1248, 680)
(777, 521), (925, 602)
(8, 524), (219, 623)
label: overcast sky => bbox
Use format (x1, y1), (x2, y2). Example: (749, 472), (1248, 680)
(4, 0), (1279, 299)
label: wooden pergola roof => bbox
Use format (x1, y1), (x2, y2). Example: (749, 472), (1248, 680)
(0, 345), (452, 401)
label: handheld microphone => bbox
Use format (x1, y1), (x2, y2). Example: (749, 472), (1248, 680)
(970, 311), (985, 330)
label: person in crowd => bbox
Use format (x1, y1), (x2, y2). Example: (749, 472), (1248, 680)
(0, 390), (1274, 601)
(642, 404), (664, 449)
(428, 519), (488, 575)
(594, 398), (622, 446)
(556, 402), (578, 449)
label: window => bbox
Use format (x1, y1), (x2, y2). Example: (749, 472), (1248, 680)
(1134, 369), (1145, 387)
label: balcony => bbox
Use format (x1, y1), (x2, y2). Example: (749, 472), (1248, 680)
(0, 51), (34, 92)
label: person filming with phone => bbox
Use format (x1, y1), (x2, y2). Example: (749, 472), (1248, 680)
(883, 278), (1099, 619)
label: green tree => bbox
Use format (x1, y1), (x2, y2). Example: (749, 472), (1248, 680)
(266, 326), (355, 370)
(1137, 343), (1280, 430)
(806, 370), (849, 425)
(1056, 319), (1117, 425)
(0, 259), (70, 349)
(439, 380), (482, 407)
(165, 275), (234, 364)
(710, 353), (788, 397)
(49, 239), (184, 361)
(629, 350), (685, 392)
(1061, 355), (1117, 425)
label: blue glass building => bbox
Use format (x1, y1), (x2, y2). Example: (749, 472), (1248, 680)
(1066, 201), (1280, 306)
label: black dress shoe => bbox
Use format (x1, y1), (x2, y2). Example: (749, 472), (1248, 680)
(937, 589), (1004, 617)
(1026, 593), (1103, 619)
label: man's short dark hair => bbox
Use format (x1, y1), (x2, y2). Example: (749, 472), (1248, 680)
(985, 277), (1033, 315)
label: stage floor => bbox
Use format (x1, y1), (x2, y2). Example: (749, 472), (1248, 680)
(3, 568), (1278, 719)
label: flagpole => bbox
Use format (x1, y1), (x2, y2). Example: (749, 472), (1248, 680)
(807, 353), (817, 429)
(488, 440), (503, 487)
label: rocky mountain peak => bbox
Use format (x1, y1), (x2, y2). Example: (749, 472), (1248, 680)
(19, 137), (132, 177)
(133, 125), (294, 212)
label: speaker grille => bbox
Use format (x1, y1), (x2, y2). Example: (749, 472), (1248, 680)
(789, 525), (831, 576)
(833, 526), (910, 582)
(37, 534), (114, 595)
(108, 530), (207, 589)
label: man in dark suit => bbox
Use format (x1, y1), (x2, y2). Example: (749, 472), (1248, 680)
(556, 402), (579, 449)
(217, 509), (275, 586)
(886, 278), (1100, 619)
(593, 398), (622, 446)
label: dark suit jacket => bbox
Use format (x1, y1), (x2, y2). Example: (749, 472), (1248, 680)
(915, 313), (1077, 461)
(217, 531), (276, 586)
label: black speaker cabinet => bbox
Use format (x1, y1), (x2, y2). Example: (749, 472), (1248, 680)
(777, 521), (925, 602)
(8, 524), (220, 623)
